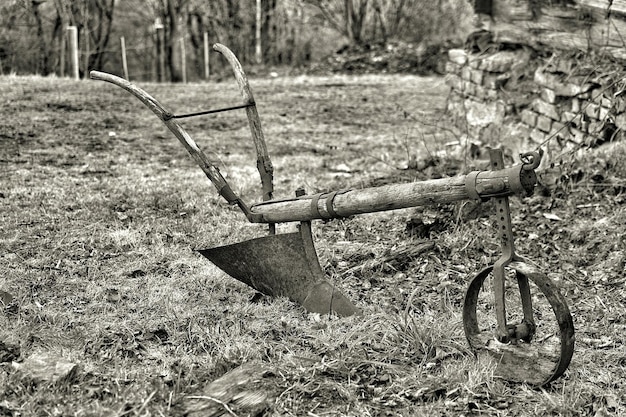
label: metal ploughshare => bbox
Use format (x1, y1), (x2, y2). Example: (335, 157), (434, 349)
(90, 44), (574, 386)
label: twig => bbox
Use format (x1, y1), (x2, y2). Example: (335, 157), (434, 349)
(135, 391), (157, 416)
(186, 395), (239, 417)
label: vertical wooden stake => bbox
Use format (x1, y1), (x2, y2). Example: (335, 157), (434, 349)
(203, 32), (210, 79)
(180, 37), (187, 83)
(255, 0), (262, 64)
(121, 36), (129, 80)
(68, 26), (79, 80)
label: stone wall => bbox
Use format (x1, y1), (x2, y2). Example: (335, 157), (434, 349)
(445, 48), (530, 150)
(445, 0), (626, 165)
(446, 47), (624, 156)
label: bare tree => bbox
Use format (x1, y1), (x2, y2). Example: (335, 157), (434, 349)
(187, 0), (252, 72)
(68, 0), (116, 73)
(0, 0), (471, 78)
(51, 0), (71, 76)
(306, 0), (371, 45)
(150, 0), (195, 82)
(306, 0), (472, 47)
(30, 0), (50, 74)
(0, 0), (59, 75)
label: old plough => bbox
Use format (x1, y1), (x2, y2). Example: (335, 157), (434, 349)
(90, 44), (574, 386)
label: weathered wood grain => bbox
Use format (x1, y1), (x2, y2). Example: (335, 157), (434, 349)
(250, 165), (534, 223)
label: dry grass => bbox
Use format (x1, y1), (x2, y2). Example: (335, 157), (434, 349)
(0, 72), (625, 416)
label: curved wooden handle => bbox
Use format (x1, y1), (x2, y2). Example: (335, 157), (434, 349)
(213, 44), (275, 203)
(89, 70), (254, 219)
(212, 44), (255, 104)
(90, 71), (174, 120)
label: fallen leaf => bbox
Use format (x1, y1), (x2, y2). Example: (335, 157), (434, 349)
(186, 362), (278, 417)
(0, 340), (20, 363)
(105, 288), (121, 303)
(0, 290), (13, 306)
(543, 212), (562, 221)
(128, 269), (146, 278)
(14, 352), (78, 383)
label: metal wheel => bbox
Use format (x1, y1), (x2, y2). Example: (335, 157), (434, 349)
(463, 261), (575, 386)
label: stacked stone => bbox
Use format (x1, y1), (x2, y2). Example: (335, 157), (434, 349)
(520, 69), (619, 146)
(445, 49), (530, 141)
(445, 49), (523, 101)
(445, 47), (624, 150)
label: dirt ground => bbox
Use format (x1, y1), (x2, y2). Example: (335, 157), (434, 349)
(1, 72), (625, 416)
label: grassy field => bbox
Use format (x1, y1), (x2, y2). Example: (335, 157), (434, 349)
(1, 72), (625, 416)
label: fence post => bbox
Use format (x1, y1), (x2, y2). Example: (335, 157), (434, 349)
(67, 26), (79, 80)
(203, 32), (210, 79)
(255, 0), (262, 64)
(121, 36), (129, 80)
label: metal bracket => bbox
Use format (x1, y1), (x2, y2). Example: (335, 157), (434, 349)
(488, 149), (535, 343)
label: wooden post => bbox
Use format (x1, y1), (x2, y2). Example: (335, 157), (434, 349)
(67, 26), (79, 80)
(155, 18), (165, 82)
(180, 37), (187, 83)
(203, 32), (210, 79)
(255, 0), (262, 64)
(121, 36), (129, 80)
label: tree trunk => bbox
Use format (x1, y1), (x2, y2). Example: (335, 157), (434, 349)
(167, 0), (184, 82)
(188, 11), (204, 78)
(52, 0), (70, 76)
(344, 0), (354, 41)
(262, 0), (277, 64)
(351, 0), (369, 45)
(373, 0), (387, 44)
(31, 1), (50, 75)
(50, 10), (64, 76)
(89, 0), (116, 71)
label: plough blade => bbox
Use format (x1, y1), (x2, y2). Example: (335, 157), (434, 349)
(198, 225), (360, 317)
